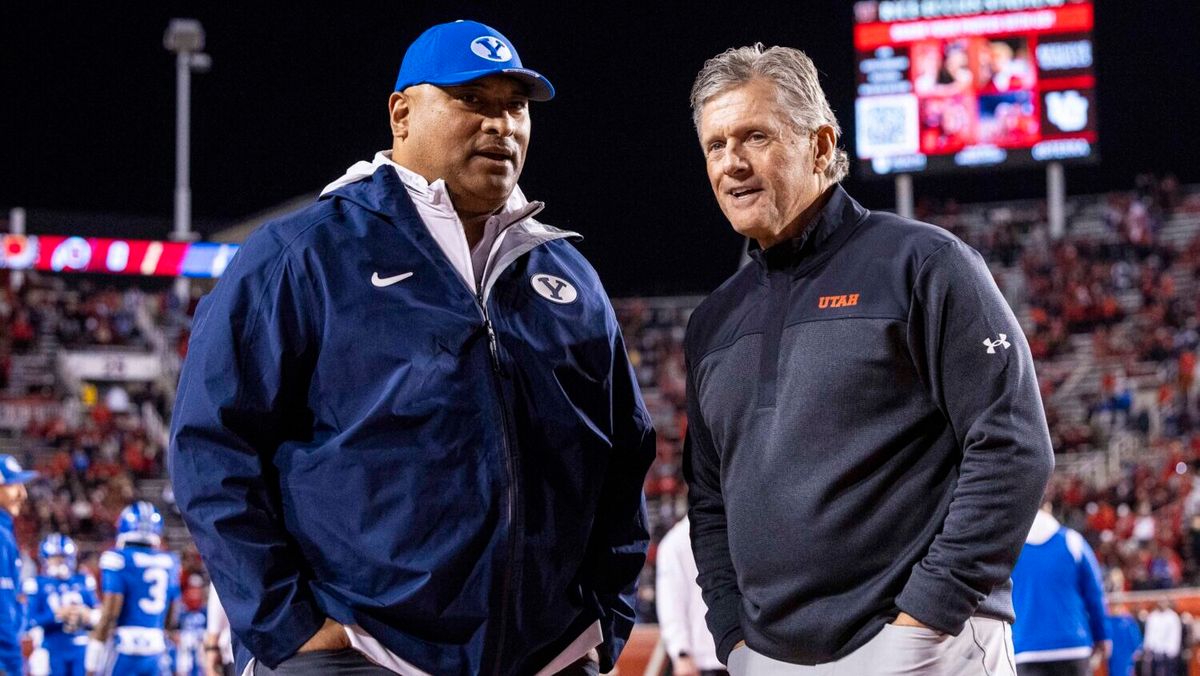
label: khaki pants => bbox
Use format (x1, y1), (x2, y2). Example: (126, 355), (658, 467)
(727, 618), (1017, 676)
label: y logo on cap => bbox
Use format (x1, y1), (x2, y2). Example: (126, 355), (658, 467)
(471, 36), (512, 62)
(531, 274), (577, 304)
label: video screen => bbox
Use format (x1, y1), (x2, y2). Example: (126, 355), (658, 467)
(852, 0), (1098, 177)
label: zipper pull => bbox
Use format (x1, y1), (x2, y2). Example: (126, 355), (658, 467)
(485, 319), (501, 372)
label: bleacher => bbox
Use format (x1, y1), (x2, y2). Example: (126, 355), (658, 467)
(0, 275), (192, 568)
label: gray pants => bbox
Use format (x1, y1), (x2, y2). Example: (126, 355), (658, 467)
(727, 618), (1017, 676)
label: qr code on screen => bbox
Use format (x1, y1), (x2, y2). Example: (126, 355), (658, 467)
(855, 95), (918, 158)
(865, 106), (907, 146)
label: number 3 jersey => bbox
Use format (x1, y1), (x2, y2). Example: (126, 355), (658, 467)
(23, 573), (99, 653)
(99, 546), (180, 655)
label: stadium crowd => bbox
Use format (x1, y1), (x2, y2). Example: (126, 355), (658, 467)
(0, 273), (210, 673)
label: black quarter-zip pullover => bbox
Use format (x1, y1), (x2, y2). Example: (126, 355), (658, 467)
(684, 185), (1054, 666)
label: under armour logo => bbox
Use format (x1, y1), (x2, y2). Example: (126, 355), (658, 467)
(471, 36), (512, 62)
(530, 274), (578, 304)
(982, 334), (1011, 354)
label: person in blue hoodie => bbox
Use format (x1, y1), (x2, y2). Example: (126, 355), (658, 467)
(0, 454), (37, 676)
(1011, 504), (1110, 676)
(169, 18), (655, 676)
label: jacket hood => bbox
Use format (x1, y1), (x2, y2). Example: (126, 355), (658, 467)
(320, 150), (535, 219)
(320, 160), (578, 251)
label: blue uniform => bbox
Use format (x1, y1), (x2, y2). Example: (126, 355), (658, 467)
(1106, 613), (1143, 676)
(0, 512), (25, 676)
(99, 545), (180, 676)
(24, 573), (99, 676)
(174, 609), (206, 676)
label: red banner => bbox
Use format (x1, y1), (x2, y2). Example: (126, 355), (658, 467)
(855, 5), (1094, 51)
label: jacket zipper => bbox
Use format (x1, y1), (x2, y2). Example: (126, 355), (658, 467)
(474, 289), (519, 675)
(466, 220), (577, 675)
(757, 270), (790, 408)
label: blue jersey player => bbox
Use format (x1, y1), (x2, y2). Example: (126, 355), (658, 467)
(174, 608), (207, 676)
(26, 534), (100, 676)
(86, 502), (180, 676)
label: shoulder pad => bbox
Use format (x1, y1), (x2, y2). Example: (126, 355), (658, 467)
(99, 551), (125, 571)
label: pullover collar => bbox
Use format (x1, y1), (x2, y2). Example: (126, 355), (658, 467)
(748, 184), (868, 276)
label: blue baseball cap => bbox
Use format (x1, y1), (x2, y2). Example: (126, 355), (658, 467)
(0, 455), (37, 485)
(395, 20), (555, 101)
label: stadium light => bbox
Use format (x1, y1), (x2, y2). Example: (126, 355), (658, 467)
(164, 19), (210, 300)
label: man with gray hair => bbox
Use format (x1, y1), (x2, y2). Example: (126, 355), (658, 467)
(682, 44), (1054, 675)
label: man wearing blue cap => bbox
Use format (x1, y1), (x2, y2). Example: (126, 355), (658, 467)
(170, 19), (654, 676)
(0, 454), (37, 676)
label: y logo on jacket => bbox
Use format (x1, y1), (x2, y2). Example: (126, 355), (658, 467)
(531, 274), (577, 304)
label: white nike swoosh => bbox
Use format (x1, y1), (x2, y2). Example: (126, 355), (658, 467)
(371, 271), (414, 287)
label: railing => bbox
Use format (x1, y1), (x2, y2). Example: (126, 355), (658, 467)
(141, 400), (169, 451)
(1053, 449), (1109, 488)
(1050, 431), (1178, 489)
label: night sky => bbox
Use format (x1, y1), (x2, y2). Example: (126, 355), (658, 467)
(5, 2), (1199, 296)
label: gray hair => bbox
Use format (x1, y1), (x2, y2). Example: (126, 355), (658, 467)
(690, 43), (850, 183)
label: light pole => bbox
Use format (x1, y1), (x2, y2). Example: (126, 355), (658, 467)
(8, 208), (25, 290)
(164, 19), (210, 301)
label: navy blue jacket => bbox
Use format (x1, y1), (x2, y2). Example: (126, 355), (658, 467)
(169, 167), (655, 675)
